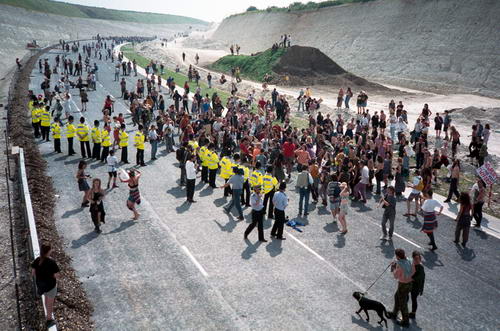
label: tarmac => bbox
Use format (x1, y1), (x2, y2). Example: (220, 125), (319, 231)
(29, 47), (500, 330)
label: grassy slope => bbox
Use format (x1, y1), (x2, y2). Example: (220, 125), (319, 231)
(121, 45), (231, 104)
(0, 0), (208, 25)
(232, 0), (376, 17)
(208, 48), (287, 82)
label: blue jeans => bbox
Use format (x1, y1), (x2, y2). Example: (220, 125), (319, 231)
(225, 189), (243, 218)
(390, 125), (396, 142)
(150, 140), (158, 159)
(344, 95), (351, 109)
(299, 187), (310, 215)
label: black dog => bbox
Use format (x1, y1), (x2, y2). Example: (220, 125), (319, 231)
(353, 291), (389, 327)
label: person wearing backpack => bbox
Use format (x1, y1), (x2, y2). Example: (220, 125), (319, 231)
(405, 170), (423, 216)
(327, 174), (341, 222)
(296, 164), (313, 217)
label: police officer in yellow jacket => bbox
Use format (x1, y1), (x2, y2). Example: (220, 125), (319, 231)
(39, 105), (51, 142)
(51, 119), (62, 153)
(219, 152), (234, 197)
(262, 166), (279, 219)
(66, 115), (76, 155)
(31, 101), (41, 138)
(100, 127), (112, 162)
(134, 124), (146, 166)
(76, 116), (91, 158)
(207, 144), (219, 188)
(91, 120), (102, 160)
(119, 123), (129, 163)
(199, 145), (209, 183)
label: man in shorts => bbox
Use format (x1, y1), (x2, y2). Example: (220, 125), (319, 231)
(405, 170), (422, 216)
(106, 149), (119, 189)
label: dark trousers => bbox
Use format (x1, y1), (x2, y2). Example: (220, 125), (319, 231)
(223, 178), (232, 197)
(426, 232), (437, 249)
(92, 143), (101, 159)
(271, 208), (285, 239)
(186, 178), (195, 201)
(41, 126), (50, 141)
(245, 210), (265, 240)
(473, 202), (484, 226)
(136, 149), (145, 165)
(410, 288), (419, 314)
(32, 122), (40, 137)
(201, 166), (208, 183)
(54, 138), (61, 153)
(392, 282), (412, 322)
(68, 137), (75, 155)
(447, 178), (460, 200)
(80, 141), (91, 158)
(455, 222), (470, 244)
(416, 152), (424, 169)
(263, 190), (275, 218)
(100, 146), (109, 162)
(209, 168), (217, 187)
(241, 180), (250, 206)
(121, 146), (128, 163)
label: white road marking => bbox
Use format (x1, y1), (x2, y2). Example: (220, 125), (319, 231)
(182, 245), (209, 278)
(287, 232), (364, 290)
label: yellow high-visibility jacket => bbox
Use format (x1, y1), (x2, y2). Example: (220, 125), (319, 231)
(51, 123), (61, 139)
(262, 174), (279, 194)
(219, 156), (234, 179)
(119, 130), (129, 147)
(66, 123), (76, 138)
(76, 123), (90, 142)
(134, 131), (145, 150)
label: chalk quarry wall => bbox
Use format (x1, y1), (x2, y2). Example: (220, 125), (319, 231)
(213, 0), (500, 97)
(0, 5), (199, 81)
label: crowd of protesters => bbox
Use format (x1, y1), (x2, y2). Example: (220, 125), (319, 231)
(26, 35), (497, 328)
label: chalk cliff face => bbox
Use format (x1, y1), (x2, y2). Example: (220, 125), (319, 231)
(213, 0), (500, 97)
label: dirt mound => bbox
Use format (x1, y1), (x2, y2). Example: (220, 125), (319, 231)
(271, 45), (388, 90)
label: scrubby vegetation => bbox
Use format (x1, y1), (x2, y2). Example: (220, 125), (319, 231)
(208, 48), (287, 82)
(239, 0), (376, 16)
(0, 0), (208, 25)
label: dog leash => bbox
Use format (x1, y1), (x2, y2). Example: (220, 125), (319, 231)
(363, 262), (392, 295)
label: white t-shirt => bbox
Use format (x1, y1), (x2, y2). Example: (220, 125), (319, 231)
(411, 176), (422, 194)
(421, 199), (442, 213)
(107, 155), (118, 173)
(360, 166), (370, 184)
(186, 160), (196, 180)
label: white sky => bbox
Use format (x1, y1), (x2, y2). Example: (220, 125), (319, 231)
(55, 0), (319, 22)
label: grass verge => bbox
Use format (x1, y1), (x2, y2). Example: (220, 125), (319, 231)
(121, 45), (232, 104)
(208, 48), (286, 82)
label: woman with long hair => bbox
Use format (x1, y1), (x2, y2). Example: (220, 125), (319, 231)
(31, 244), (60, 327)
(454, 192), (472, 247)
(338, 182), (349, 234)
(120, 169), (142, 220)
(76, 160), (90, 208)
(86, 178), (106, 233)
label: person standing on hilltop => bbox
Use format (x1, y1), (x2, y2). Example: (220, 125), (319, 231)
(344, 87), (353, 110)
(336, 88), (344, 110)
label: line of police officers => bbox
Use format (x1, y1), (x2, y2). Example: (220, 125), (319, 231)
(29, 96), (147, 166)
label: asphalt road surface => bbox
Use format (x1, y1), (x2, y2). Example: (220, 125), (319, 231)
(29, 47), (500, 330)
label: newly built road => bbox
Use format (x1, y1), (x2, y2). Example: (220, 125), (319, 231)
(29, 47), (500, 330)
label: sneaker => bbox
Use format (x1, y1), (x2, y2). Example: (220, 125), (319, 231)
(408, 312), (416, 319)
(380, 235), (387, 240)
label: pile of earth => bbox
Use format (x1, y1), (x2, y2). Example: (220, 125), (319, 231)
(272, 45), (387, 89)
(210, 45), (389, 91)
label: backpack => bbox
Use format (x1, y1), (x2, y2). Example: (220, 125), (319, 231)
(328, 181), (341, 203)
(176, 148), (185, 163)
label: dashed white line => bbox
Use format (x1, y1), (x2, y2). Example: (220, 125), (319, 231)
(181, 245), (209, 278)
(287, 232), (364, 290)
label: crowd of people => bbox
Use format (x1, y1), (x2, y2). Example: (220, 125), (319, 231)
(26, 36), (497, 328)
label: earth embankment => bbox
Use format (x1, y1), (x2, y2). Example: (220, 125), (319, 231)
(212, 0), (500, 97)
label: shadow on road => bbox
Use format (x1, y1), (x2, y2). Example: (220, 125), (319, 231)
(266, 239), (283, 257)
(71, 230), (99, 249)
(62, 207), (83, 219)
(106, 219), (136, 235)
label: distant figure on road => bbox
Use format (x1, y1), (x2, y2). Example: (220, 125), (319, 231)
(182, 52), (186, 62)
(195, 53), (199, 65)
